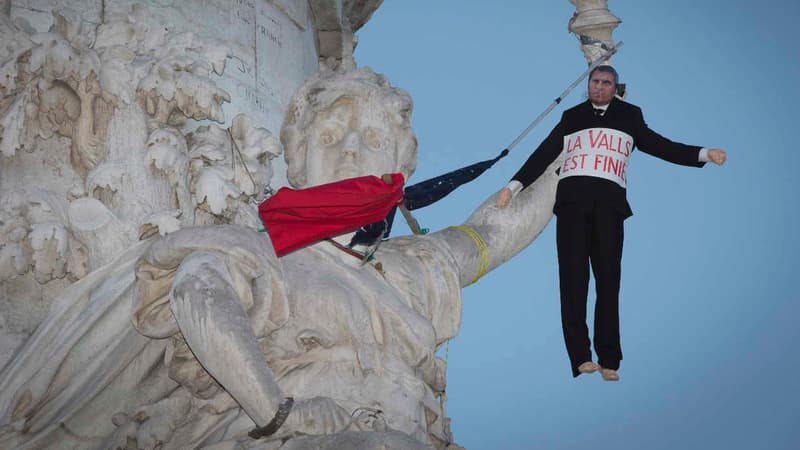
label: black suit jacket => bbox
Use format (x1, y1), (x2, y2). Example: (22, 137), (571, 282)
(512, 98), (705, 218)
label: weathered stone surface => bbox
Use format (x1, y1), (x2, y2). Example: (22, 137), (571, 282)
(0, 1), (580, 449)
(568, 0), (621, 64)
(0, 0), (320, 374)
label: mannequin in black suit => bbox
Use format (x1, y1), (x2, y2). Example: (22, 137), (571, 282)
(496, 66), (726, 381)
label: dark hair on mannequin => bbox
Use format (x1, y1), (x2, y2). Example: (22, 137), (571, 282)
(589, 65), (619, 85)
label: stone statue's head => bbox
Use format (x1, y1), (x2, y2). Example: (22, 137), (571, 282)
(281, 68), (417, 188)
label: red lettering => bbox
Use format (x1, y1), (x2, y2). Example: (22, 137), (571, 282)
(604, 156), (618, 175)
(594, 154), (604, 171)
(612, 137), (631, 157)
(598, 134), (610, 150)
(566, 135), (582, 153)
(562, 156), (572, 173)
(585, 129), (635, 156)
(563, 153), (588, 173)
(589, 129), (602, 148)
(612, 137), (622, 155)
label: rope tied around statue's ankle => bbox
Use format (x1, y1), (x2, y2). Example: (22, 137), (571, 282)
(248, 397), (295, 440)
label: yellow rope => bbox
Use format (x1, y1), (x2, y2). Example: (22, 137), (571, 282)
(437, 226), (486, 442)
(449, 225), (488, 285)
(438, 339), (450, 417)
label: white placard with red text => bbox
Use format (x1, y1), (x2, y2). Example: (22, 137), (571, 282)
(559, 127), (633, 188)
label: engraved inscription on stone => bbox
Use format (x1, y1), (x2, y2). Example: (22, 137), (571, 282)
(235, 0), (256, 25)
(259, 14), (283, 48)
(237, 84), (272, 115)
(267, 0), (308, 29)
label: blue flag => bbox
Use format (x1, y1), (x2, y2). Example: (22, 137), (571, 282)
(349, 149), (509, 246)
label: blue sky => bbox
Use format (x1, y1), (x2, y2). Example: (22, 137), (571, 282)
(355, 1), (799, 449)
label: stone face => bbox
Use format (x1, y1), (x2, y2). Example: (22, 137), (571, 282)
(0, 2), (569, 449)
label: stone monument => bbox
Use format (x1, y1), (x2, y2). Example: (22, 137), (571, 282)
(0, 1), (620, 448)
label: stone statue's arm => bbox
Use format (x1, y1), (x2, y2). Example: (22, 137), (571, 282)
(426, 159), (560, 287)
(135, 226), (289, 427)
(136, 225), (358, 439)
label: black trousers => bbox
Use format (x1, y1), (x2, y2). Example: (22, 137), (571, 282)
(556, 203), (625, 377)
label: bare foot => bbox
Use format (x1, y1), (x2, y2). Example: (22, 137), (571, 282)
(600, 367), (620, 381)
(577, 361), (599, 374)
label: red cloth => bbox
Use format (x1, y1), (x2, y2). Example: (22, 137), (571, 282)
(258, 173), (405, 256)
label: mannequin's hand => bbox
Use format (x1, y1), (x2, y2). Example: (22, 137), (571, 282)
(707, 149), (727, 166)
(496, 188), (512, 208)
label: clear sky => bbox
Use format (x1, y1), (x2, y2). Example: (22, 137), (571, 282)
(355, 1), (799, 449)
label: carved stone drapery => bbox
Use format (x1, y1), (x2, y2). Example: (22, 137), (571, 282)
(2, 2), (569, 449)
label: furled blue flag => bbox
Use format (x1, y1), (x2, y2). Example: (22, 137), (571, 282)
(349, 149), (509, 247)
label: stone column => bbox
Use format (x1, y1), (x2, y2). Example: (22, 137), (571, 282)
(568, 0), (622, 64)
(0, 0), (381, 381)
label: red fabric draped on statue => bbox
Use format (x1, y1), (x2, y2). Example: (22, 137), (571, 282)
(258, 173), (405, 256)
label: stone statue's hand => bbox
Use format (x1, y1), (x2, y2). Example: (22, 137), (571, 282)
(381, 173), (394, 184)
(707, 148), (727, 166)
(496, 187), (512, 208)
(349, 407), (388, 432)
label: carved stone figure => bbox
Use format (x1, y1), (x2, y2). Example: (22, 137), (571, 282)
(1, 1), (569, 449)
(2, 1), (329, 448)
(128, 66), (560, 449)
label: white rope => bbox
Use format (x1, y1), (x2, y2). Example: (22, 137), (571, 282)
(505, 41), (623, 152)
